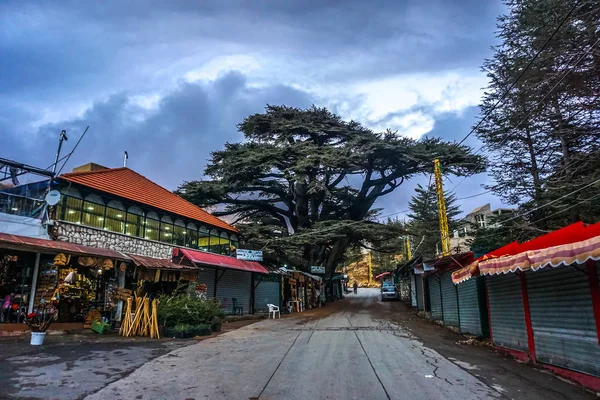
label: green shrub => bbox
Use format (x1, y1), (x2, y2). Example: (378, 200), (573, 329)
(158, 293), (225, 328)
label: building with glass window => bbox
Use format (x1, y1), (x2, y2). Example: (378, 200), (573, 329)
(50, 163), (239, 259)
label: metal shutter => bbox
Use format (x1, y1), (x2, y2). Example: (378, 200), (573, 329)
(458, 277), (482, 336)
(215, 269), (252, 315)
(441, 271), (459, 327)
(254, 277), (280, 313)
(487, 274), (528, 351)
(410, 274), (417, 307)
(428, 276), (443, 320)
(197, 267), (216, 298)
(526, 265), (600, 377)
(416, 275), (424, 311)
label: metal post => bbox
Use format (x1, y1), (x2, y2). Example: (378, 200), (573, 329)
(28, 253), (41, 313)
(116, 266), (126, 322)
(52, 130), (68, 174)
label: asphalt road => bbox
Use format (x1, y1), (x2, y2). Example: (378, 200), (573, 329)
(83, 289), (594, 400)
(2, 289), (593, 400)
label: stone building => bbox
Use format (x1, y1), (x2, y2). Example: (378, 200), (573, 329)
(49, 163), (239, 258)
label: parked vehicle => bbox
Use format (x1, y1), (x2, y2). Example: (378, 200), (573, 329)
(380, 282), (399, 301)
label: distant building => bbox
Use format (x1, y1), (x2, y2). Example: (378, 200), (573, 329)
(465, 203), (514, 230)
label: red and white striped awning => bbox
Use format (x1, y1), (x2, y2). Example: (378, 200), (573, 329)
(479, 235), (600, 276)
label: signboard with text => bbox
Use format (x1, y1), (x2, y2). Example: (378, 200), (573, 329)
(236, 249), (263, 261)
(311, 266), (325, 274)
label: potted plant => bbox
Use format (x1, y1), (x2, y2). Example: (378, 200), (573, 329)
(22, 305), (57, 345)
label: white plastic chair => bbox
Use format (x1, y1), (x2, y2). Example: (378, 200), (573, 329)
(268, 304), (280, 319)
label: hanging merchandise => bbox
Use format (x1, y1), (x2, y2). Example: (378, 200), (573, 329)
(1, 253), (37, 323)
(78, 257), (96, 267)
(33, 253), (118, 324)
(53, 253), (70, 267)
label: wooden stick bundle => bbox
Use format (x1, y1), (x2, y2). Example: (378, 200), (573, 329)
(119, 296), (160, 339)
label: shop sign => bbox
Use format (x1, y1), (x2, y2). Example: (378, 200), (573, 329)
(310, 266), (325, 274)
(289, 278), (297, 285)
(299, 275), (305, 282)
(236, 249), (263, 261)
(423, 263), (435, 272)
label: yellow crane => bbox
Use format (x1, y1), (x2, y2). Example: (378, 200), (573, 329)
(433, 159), (451, 256)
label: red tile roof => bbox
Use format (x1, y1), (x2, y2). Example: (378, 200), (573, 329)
(59, 167), (236, 232)
(177, 248), (269, 274)
(0, 232), (130, 260)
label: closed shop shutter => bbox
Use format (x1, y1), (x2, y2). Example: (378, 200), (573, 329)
(458, 277), (482, 336)
(416, 275), (424, 311)
(254, 276), (281, 313)
(197, 267), (216, 298)
(441, 271), (459, 327)
(526, 265), (600, 377)
(487, 274), (528, 351)
(215, 269), (252, 315)
(410, 274), (417, 307)
(428, 276), (443, 320)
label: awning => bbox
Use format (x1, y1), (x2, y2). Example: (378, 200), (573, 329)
(128, 253), (197, 270)
(451, 262), (476, 284)
(479, 235), (600, 276)
(298, 271), (323, 282)
(176, 248), (269, 274)
(0, 232), (129, 261)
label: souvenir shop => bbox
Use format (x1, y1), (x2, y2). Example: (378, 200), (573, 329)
(0, 233), (130, 328)
(36, 253), (123, 323)
(283, 270), (324, 312)
(0, 250), (49, 323)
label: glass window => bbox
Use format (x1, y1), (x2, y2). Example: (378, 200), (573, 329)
(160, 216), (173, 244)
(186, 223), (198, 248)
(126, 206), (143, 237)
(218, 231), (231, 255)
(104, 206), (125, 233)
(173, 219), (186, 246)
(59, 196), (83, 223)
(198, 226), (210, 251)
(208, 229), (218, 253)
(230, 234), (239, 252)
(145, 212), (160, 241)
(82, 200), (105, 229)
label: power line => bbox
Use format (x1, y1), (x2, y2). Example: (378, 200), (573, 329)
(456, 190), (492, 201)
(439, 175), (600, 244)
(448, 33), (600, 194)
(451, 0), (584, 150)
(472, 191), (600, 242)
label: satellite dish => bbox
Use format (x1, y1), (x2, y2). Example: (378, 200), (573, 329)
(45, 190), (61, 206)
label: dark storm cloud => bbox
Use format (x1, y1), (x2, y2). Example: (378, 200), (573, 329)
(3, 72), (314, 189)
(0, 0), (502, 102)
(1, 0), (505, 212)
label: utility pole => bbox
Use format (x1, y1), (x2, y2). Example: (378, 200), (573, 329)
(434, 159), (451, 256)
(405, 236), (412, 260)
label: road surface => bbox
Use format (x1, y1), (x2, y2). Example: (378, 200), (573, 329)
(80, 289), (593, 400)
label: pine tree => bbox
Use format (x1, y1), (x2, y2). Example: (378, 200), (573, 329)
(407, 184), (462, 259)
(477, 0), (600, 235)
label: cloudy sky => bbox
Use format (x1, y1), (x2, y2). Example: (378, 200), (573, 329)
(1, 0), (507, 218)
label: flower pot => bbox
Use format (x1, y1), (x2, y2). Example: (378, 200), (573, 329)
(30, 332), (46, 346)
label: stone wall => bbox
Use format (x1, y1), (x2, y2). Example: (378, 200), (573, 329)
(54, 221), (173, 259)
